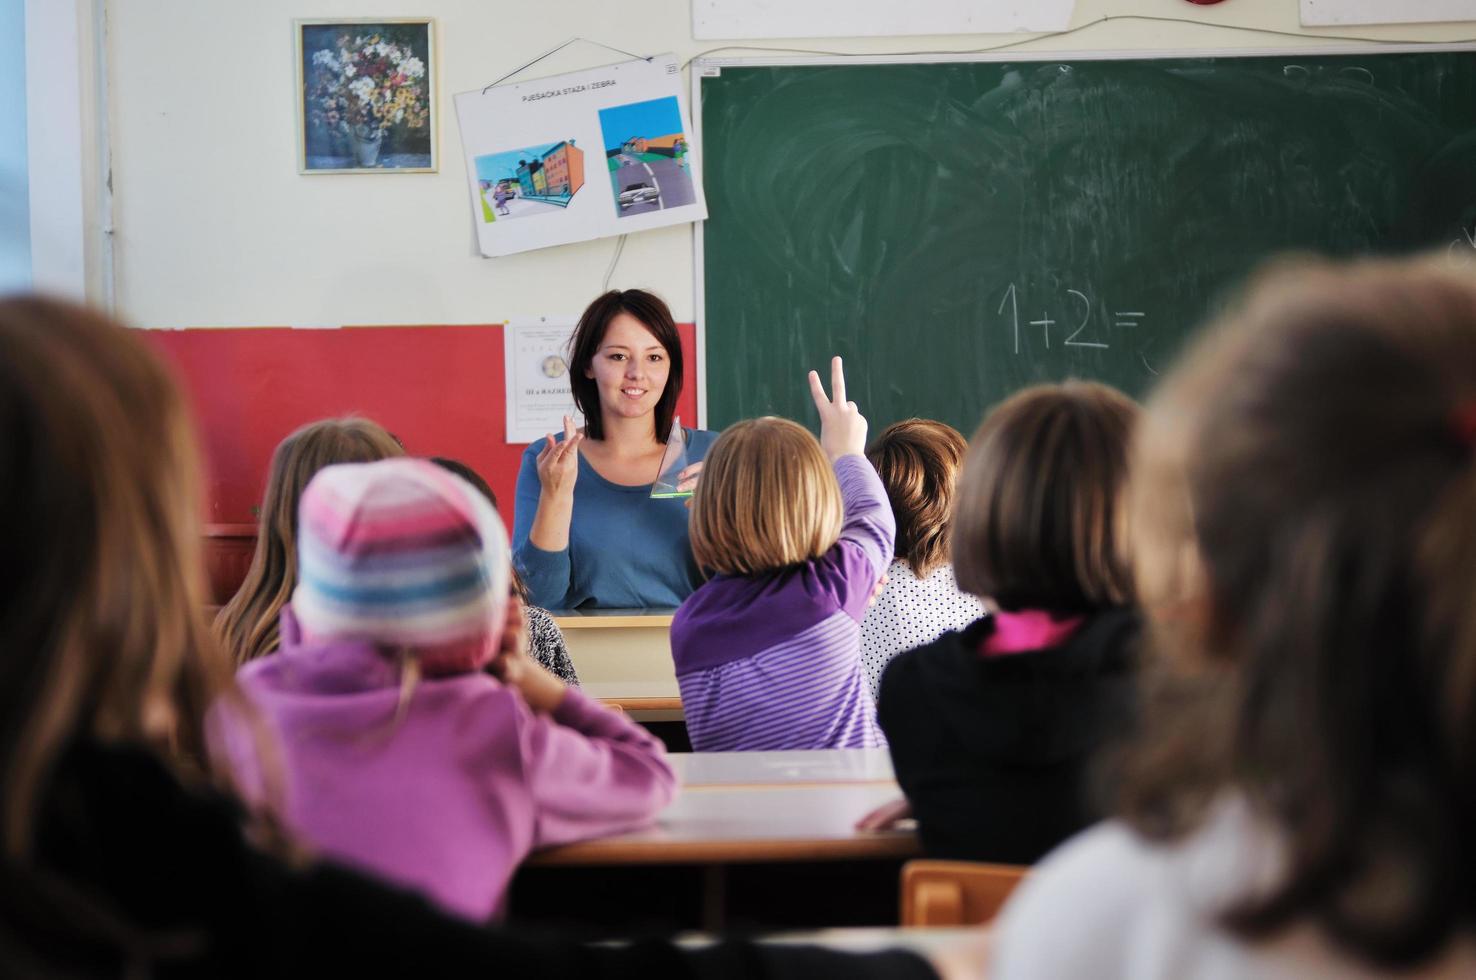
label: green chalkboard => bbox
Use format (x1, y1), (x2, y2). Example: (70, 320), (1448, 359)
(698, 49), (1476, 433)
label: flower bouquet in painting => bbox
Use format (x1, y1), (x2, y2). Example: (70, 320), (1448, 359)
(298, 20), (436, 173)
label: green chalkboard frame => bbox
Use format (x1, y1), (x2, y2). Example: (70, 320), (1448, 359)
(692, 44), (1476, 434)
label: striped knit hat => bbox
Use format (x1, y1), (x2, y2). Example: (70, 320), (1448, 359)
(291, 457), (512, 675)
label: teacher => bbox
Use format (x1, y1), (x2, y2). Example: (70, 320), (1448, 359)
(512, 289), (717, 609)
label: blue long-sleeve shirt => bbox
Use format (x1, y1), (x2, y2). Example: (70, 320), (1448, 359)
(512, 428), (718, 610)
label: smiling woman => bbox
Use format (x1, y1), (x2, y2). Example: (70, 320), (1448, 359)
(511, 290), (717, 609)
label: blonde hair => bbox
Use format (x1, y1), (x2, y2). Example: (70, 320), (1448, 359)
(215, 417), (403, 665)
(689, 417), (843, 575)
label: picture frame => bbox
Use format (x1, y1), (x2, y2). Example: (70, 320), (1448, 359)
(295, 18), (437, 174)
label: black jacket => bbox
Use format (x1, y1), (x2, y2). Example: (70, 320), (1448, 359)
(6, 739), (936, 979)
(877, 609), (1140, 865)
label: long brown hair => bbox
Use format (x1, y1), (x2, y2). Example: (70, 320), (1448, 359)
(1120, 254), (1476, 968)
(0, 296), (231, 857)
(215, 417), (402, 665)
(865, 419), (967, 578)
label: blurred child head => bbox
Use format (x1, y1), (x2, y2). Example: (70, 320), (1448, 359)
(952, 381), (1138, 613)
(1122, 254), (1476, 968)
(0, 296), (229, 856)
(689, 417), (842, 576)
(216, 417), (403, 665)
(865, 419), (968, 577)
(292, 458), (512, 675)
(427, 456), (532, 603)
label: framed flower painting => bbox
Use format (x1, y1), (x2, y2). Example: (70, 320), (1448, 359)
(295, 18), (437, 174)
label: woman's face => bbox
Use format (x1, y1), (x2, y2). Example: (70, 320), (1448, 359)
(585, 312), (671, 424)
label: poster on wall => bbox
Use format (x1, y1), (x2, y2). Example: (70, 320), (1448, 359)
(692, 0), (1076, 38)
(454, 55), (707, 257)
(1301, 0), (1476, 24)
(504, 318), (583, 443)
(295, 19), (437, 174)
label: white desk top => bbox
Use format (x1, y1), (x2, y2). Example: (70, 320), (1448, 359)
(527, 781), (916, 866)
(669, 748), (895, 787)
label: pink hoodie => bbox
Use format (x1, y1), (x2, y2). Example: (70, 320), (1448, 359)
(217, 610), (675, 922)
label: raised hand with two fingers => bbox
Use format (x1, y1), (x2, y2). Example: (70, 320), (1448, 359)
(807, 355), (869, 461)
(535, 415), (583, 500)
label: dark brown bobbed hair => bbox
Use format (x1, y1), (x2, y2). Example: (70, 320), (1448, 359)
(215, 417), (403, 665)
(0, 296), (230, 857)
(427, 456), (531, 603)
(952, 381), (1138, 613)
(1120, 254), (1476, 969)
(567, 289), (683, 442)
(866, 419), (968, 578)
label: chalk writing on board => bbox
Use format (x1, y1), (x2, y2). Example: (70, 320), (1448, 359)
(1065, 289), (1108, 350)
(1283, 64), (1373, 85)
(1448, 224), (1476, 267)
(998, 284), (1148, 361)
(998, 283), (1021, 354)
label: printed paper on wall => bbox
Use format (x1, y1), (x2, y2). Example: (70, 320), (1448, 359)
(693, 0), (1076, 39)
(504, 318), (583, 444)
(1301, 0), (1476, 24)
(456, 56), (707, 257)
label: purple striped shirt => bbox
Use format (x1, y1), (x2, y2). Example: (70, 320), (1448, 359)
(671, 454), (895, 751)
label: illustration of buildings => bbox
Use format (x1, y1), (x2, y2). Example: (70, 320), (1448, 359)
(622, 136), (649, 154)
(540, 140), (585, 197)
(516, 158), (541, 197)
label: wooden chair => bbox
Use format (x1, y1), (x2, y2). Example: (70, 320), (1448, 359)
(900, 860), (1029, 927)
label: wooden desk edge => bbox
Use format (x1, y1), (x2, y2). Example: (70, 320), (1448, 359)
(527, 834), (921, 867)
(599, 696), (682, 712)
(553, 614), (676, 629)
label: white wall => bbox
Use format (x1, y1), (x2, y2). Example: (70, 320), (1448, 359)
(104, 0), (1475, 327)
(25, 0), (102, 302)
(0, 0), (30, 293)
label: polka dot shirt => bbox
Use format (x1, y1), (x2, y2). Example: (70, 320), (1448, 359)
(860, 558), (986, 699)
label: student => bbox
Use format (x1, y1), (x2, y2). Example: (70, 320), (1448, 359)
(992, 255), (1476, 978)
(429, 455), (579, 686)
(216, 416), (403, 665)
(860, 419), (985, 699)
(221, 457), (672, 921)
(672, 358), (892, 751)
(0, 295), (950, 979)
(874, 382), (1141, 864)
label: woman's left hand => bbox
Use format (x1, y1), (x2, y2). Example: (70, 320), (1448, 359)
(675, 460), (704, 494)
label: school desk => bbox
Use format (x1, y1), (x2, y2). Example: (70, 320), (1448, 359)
(529, 781), (914, 867)
(669, 748), (895, 788)
(518, 772), (917, 930)
(550, 608), (681, 721)
(685, 925), (984, 959)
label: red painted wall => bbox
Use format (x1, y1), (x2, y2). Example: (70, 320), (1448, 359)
(145, 323), (699, 525)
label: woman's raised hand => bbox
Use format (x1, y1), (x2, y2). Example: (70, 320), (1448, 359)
(808, 355), (868, 461)
(535, 415), (583, 499)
